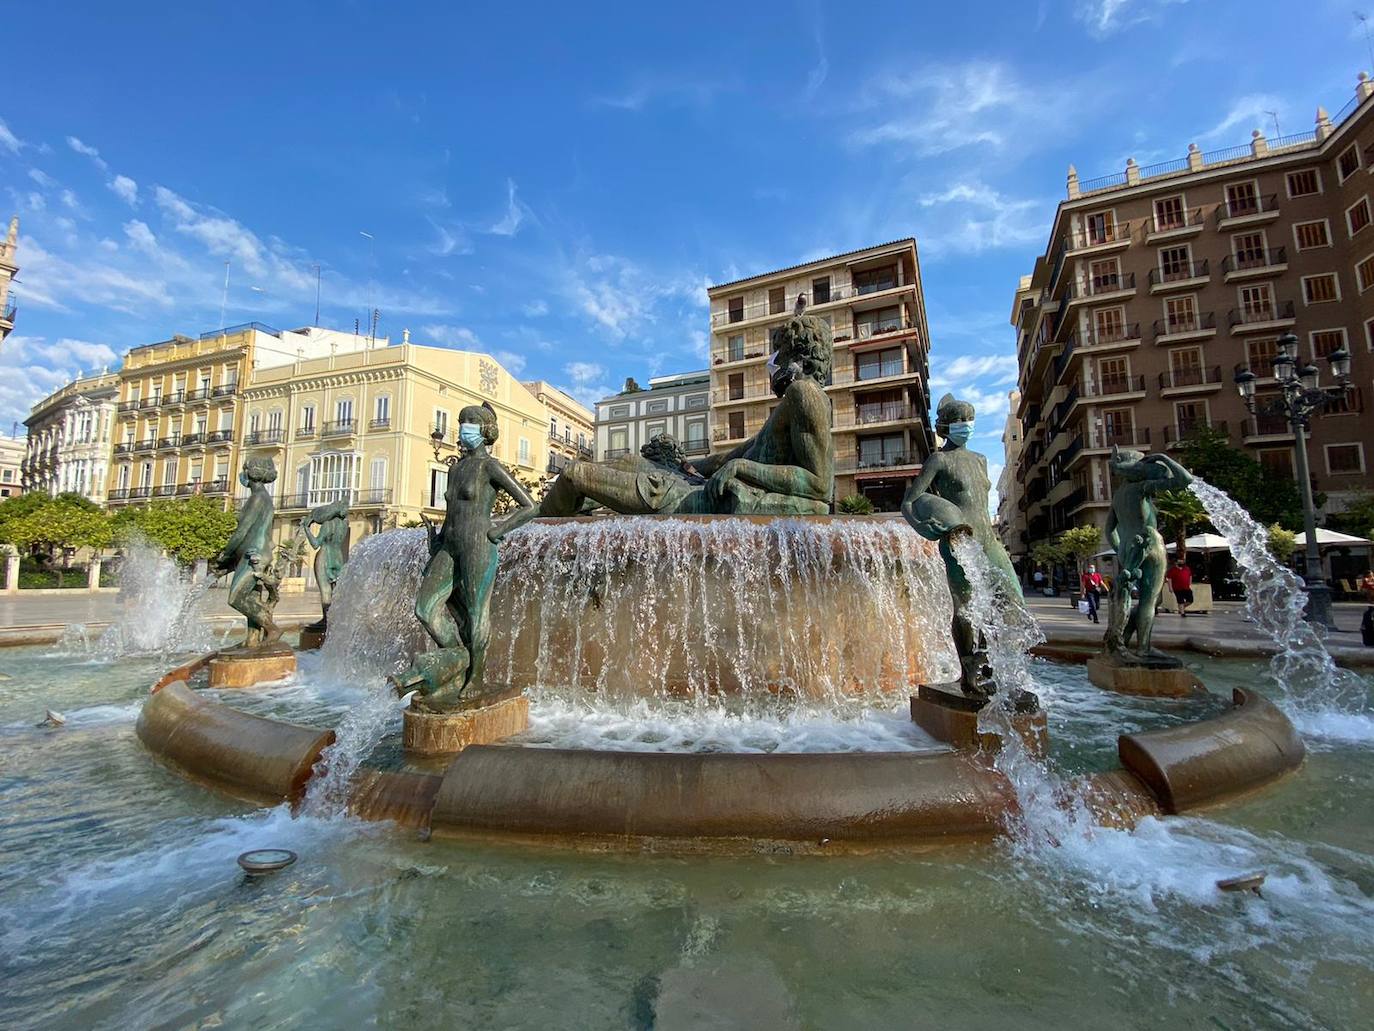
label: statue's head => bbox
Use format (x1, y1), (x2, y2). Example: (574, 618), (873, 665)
(640, 432), (686, 470)
(935, 394), (976, 450)
(768, 312), (833, 396)
(240, 455), (278, 488)
(458, 402), (498, 451)
(1109, 444), (1149, 480)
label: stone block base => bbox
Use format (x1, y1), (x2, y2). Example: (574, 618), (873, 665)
(297, 626), (326, 651)
(208, 643), (297, 689)
(403, 694), (529, 757)
(910, 684), (1047, 759)
(1087, 655), (1203, 698)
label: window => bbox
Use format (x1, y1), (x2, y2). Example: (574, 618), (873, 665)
(1348, 197), (1371, 236)
(140, 462), (152, 488)
(1169, 348), (1203, 385)
(1359, 255), (1374, 292)
(518, 437), (530, 465)
(301, 404), (316, 431)
(685, 394), (708, 409)
(1084, 210), (1116, 244)
(118, 465), (130, 489)
(429, 468), (444, 508)
(1231, 231), (1265, 266)
(645, 399), (668, 413)
(728, 372), (744, 400)
(609, 405), (630, 418)
(1247, 338), (1279, 377)
(1098, 356), (1129, 393)
(248, 411), (260, 434)
(1159, 245), (1192, 281)
(854, 265), (898, 295)
(1311, 329), (1347, 358)
(1102, 408), (1135, 445)
(1153, 195), (1185, 231)
(856, 306), (903, 337)
(309, 451), (358, 504)
(1339, 144), (1361, 182)
(335, 398), (354, 426)
(1088, 258), (1120, 292)
(1325, 443), (1364, 474)
(1225, 181), (1259, 217)
(374, 395), (390, 425)
(645, 421), (666, 439)
(858, 434), (906, 467)
(1094, 306), (1127, 341)
(1175, 400), (1208, 437)
(433, 408), (448, 438)
(728, 296), (744, 324)
(1259, 448), (1293, 479)
(768, 287), (785, 315)
(1164, 295), (1199, 332)
(1302, 273), (1339, 304)
(811, 276), (831, 304)
(727, 334), (744, 362)
(856, 346), (904, 380)
(608, 429), (628, 455)
(1293, 220), (1330, 250)
(1286, 168), (1321, 197)
(369, 458), (387, 495)
(685, 420), (707, 446)
(1240, 283), (1274, 318)
(267, 409), (283, 433)
(728, 410), (746, 438)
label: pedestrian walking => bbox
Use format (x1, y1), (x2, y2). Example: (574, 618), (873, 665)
(1080, 564), (1104, 624)
(1165, 558), (1194, 618)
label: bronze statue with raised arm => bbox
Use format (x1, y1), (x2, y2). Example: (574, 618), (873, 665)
(1103, 447), (1193, 665)
(534, 295), (834, 517)
(300, 497), (350, 632)
(211, 456), (282, 647)
(391, 402), (536, 712)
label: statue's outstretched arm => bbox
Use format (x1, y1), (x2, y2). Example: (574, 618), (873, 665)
(300, 518), (321, 549)
(215, 496), (259, 569)
(1105, 505), (1120, 552)
(1145, 453), (1194, 490)
(899, 457), (942, 528)
(694, 437), (753, 477)
(488, 461), (537, 541)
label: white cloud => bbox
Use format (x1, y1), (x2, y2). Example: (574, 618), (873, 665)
(487, 179), (527, 236)
(66, 135), (107, 170)
(0, 335), (101, 430)
(426, 216), (472, 257)
(930, 353), (1018, 387)
(59, 189), (82, 212)
(592, 75), (731, 112)
(123, 219), (158, 254)
(1075, 0), (1189, 39)
(522, 299), (548, 317)
(55, 337), (118, 369)
(418, 323), (481, 349)
(0, 119), (23, 154)
(914, 180), (1050, 256)
(492, 349), (527, 375)
(561, 360), (614, 405)
(561, 252), (707, 340)
(16, 235), (173, 313)
(28, 168), (55, 189)
(850, 63), (1027, 155)
(801, 1), (828, 100)
(108, 175), (138, 206)
(24, 192), (44, 213)
(1197, 93), (1284, 142)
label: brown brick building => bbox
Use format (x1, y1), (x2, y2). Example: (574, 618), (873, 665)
(1007, 75), (1374, 562)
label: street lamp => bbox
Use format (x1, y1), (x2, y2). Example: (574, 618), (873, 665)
(429, 426), (452, 465)
(1233, 330), (1353, 628)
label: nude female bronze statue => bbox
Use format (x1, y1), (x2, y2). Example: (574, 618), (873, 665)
(901, 394), (1024, 698)
(301, 498), (350, 632)
(211, 456), (282, 647)
(533, 296), (834, 517)
(1103, 447), (1193, 665)
(392, 402), (535, 712)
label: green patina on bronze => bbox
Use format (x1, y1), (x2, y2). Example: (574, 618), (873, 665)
(301, 498), (350, 631)
(1103, 447), (1193, 666)
(212, 456), (283, 648)
(901, 394), (1023, 698)
(536, 297), (835, 517)
(392, 403), (536, 713)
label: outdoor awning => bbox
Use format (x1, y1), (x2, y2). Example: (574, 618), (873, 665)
(1293, 528), (1371, 547)
(1164, 533), (1232, 553)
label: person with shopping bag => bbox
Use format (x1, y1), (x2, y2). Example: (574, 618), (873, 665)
(1080, 563), (1105, 624)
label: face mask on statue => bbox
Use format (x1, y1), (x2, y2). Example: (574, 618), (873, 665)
(945, 420), (974, 446)
(458, 423), (484, 450)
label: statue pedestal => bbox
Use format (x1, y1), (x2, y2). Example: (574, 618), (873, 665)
(1086, 654), (1203, 698)
(297, 625), (326, 651)
(208, 642), (297, 689)
(910, 683), (1047, 758)
(402, 691), (529, 757)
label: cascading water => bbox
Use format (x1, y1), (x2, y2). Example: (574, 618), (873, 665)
(91, 542), (216, 660)
(1189, 478), (1373, 743)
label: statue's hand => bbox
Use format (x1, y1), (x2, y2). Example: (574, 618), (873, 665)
(705, 460), (740, 505)
(486, 527), (503, 544)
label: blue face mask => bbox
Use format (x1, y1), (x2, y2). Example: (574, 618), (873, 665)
(945, 420), (974, 445)
(458, 423), (484, 450)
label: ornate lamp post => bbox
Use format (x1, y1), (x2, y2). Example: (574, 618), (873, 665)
(430, 426), (454, 465)
(1233, 331), (1352, 629)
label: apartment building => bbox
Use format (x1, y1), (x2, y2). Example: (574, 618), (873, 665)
(22, 371), (119, 503)
(1010, 74), (1374, 556)
(523, 379), (595, 479)
(705, 240), (933, 510)
(241, 335), (546, 549)
(0, 435), (23, 498)
(105, 324), (371, 509)
(1, 216), (18, 348)
(995, 387), (1024, 561)
(594, 371), (711, 461)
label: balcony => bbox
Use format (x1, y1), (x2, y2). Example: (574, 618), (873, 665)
(1218, 193), (1280, 228)
(129, 486), (152, 500)
(1146, 207), (1206, 241)
(713, 384), (772, 405)
(1242, 414), (1294, 441)
(1228, 300), (1296, 334)
(153, 484), (178, 497)
(139, 397), (160, 412)
(201, 478), (230, 495)
(1153, 312), (1217, 344)
(370, 417), (392, 431)
(181, 432), (206, 448)
(709, 283), (899, 328)
(1165, 420), (1228, 446)
(296, 425), (317, 440)
(243, 429), (285, 447)
(1066, 271), (1136, 303)
(133, 439), (156, 453)
(840, 402), (916, 428)
(1065, 221), (1134, 253)
(185, 388), (211, 403)
(1080, 375), (1146, 401)
(1159, 365), (1224, 393)
(157, 435), (181, 450)
(1148, 259), (1209, 293)
(1222, 248), (1288, 282)
(114, 441), (136, 456)
(604, 447), (631, 459)
(206, 429), (234, 446)
(683, 439), (709, 456)
(321, 419), (356, 438)
(117, 399), (141, 414)
(711, 346), (767, 367)
(850, 316), (917, 343)
(1068, 483), (1111, 512)
(711, 427), (749, 443)
(354, 489), (392, 507)
(837, 451), (920, 474)
(211, 383), (238, 399)
(108, 488), (130, 501)
(163, 391), (185, 408)
(273, 492), (311, 510)
(830, 359), (912, 388)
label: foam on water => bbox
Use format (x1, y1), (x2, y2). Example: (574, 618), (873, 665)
(1189, 478), (1374, 745)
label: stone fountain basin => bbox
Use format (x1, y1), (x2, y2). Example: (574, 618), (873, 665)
(136, 660), (1306, 852)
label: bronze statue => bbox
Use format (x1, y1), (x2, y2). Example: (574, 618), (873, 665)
(301, 498), (350, 632)
(211, 455), (282, 647)
(392, 402), (535, 712)
(901, 394), (1022, 698)
(1103, 447), (1192, 665)
(534, 296), (833, 517)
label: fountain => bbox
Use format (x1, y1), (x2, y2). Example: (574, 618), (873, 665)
(93, 541), (217, 660)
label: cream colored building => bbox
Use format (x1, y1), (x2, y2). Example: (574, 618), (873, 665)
(107, 324), (374, 509)
(0, 216), (18, 348)
(241, 336), (547, 553)
(0, 435), (23, 499)
(23, 371), (119, 503)
(705, 239), (934, 510)
(523, 379), (595, 478)
(995, 387), (1024, 566)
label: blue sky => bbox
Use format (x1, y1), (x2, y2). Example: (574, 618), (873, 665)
(3, 0), (1372, 484)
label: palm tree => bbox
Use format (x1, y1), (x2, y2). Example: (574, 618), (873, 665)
(1155, 488), (1206, 561)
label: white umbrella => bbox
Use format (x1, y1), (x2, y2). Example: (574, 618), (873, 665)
(1164, 533), (1232, 553)
(1293, 528), (1371, 547)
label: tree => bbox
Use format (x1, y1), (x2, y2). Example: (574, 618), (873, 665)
(1327, 491), (1374, 541)
(1031, 538), (1066, 568)
(3, 496), (113, 586)
(1154, 488), (1208, 559)
(112, 496), (237, 563)
(494, 469), (546, 516)
(1267, 524), (1297, 562)
(837, 493), (875, 515)
(1175, 427), (1304, 529)
(1056, 525), (1102, 576)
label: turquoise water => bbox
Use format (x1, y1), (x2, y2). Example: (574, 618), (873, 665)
(1, 646), (1372, 1029)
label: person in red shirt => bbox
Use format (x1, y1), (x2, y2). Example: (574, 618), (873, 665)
(1080, 563), (1105, 623)
(1165, 558), (1194, 617)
